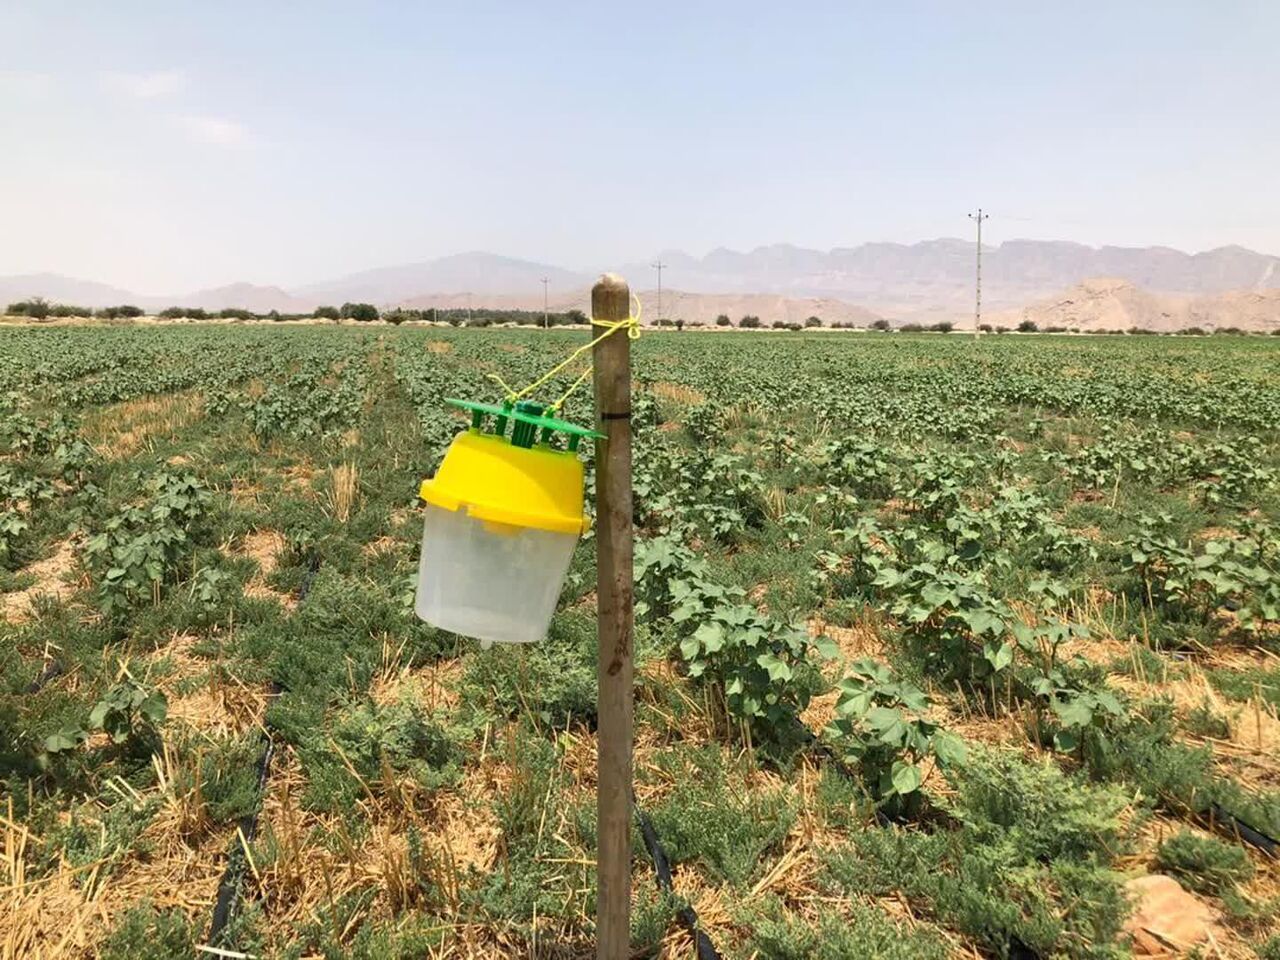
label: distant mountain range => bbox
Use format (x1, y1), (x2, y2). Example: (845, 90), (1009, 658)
(3, 240), (1279, 329)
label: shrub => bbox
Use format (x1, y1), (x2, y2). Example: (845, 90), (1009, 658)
(1154, 831), (1252, 895)
(1017, 319), (1038, 332)
(50, 303), (92, 318)
(739, 315), (761, 328)
(313, 305), (340, 320)
(101, 902), (197, 960)
(7, 298), (51, 319)
(900, 323), (924, 333)
(339, 302), (379, 323)
(96, 305), (144, 319)
(748, 900), (949, 960)
(715, 314), (731, 327)
(872, 319), (891, 331)
(217, 308), (254, 321)
(952, 749), (1134, 862)
(771, 320), (787, 329)
(646, 747), (795, 888)
(301, 697), (464, 811)
(978, 323), (993, 332)
(928, 321), (953, 333)
(382, 308), (419, 325)
(158, 307), (186, 319)
(805, 315), (822, 327)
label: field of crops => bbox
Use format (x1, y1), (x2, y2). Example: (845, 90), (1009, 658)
(2, 323), (1280, 959)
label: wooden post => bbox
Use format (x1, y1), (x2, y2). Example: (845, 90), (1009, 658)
(591, 273), (634, 959)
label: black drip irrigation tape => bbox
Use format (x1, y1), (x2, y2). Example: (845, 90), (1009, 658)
(1206, 803), (1279, 858)
(206, 554), (321, 944)
(208, 687), (281, 942)
(26, 659), (63, 694)
(633, 798), (723, 960)
(297, 551), (322, 602)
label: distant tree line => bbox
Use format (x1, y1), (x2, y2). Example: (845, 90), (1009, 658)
(2, 298), (593, 327)
(7, 296), (1276, 335)
(4, 298), (131, 319)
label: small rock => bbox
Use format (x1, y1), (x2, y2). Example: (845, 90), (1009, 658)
(1123, 874), (1221, 956)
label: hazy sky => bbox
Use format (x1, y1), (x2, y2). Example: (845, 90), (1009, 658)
(2, 1), (1278, 292)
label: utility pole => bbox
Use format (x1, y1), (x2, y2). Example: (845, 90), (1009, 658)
(650, 259), (665, 325)
(591, 273), (635, 960)
(541, 276), (550, 330)
(968, 209), (988, 335)
(465, 291), (472, 326)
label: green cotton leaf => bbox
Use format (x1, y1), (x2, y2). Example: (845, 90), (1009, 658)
(897, 685), (929, 713)
(836, 687), (872, 717)
(1095, 690), (1124, 715)
(140, 692), (168, 726)
(983, 640), (1014, 672)
(694, 621), (726, 654)
(756, 652), (792, 682)
(965, 609), (1006, 637)
(1051, 696), (1094, 729)
(920, 582), (954, 609)
(1053, 729), (1080, 753)
(88, 700), (111, 731)
(866, 706), (908, 745)
(931, 731), (968, 768)
(679, 635), (701, 661)
(890, 760), (922, 796)
(725, 676), (743, 696)
(44, 727), (84, 753)
(812, 635), (839, 660)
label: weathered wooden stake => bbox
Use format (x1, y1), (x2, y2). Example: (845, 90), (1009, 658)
(591, 273), (634, 958)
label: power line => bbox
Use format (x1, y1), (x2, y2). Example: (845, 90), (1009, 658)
(651, 260), (666, 323)
(967, 209), (989, 335)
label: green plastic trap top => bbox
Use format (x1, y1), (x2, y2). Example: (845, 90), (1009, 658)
(446, 397), (603, 450)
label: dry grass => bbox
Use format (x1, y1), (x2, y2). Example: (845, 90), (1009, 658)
(279, 460), (317, 497)
(81, 390), (205, 459)
(244, 745), (510, 956)
(324, 463), (359, 523)
(1, 539), (81, 624)
(0, 772), (234, 960)
(651, 381), (706, 406)
(235, 529), (295, 610)
(369, 656), (464, 714)
(360, 535), (401, 558)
